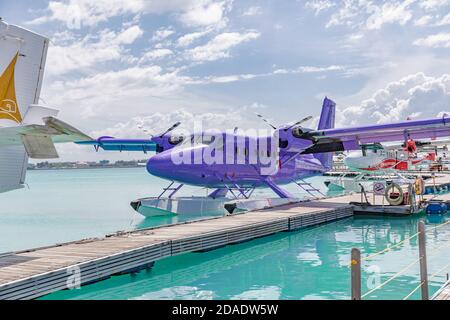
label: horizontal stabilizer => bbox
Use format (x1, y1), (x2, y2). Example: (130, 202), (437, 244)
(0, 116), (91, 159)
(76, 137), (157, 152)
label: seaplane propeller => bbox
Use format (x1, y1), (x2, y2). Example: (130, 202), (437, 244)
(255, 113), (277, 129)
(158, 121), (181, 138)
(255, 113), (313, 131)
(284, 116), (313, 131)
(136, 121), (182, 138)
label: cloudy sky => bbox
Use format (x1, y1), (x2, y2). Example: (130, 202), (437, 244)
(2, 0), (450, 162)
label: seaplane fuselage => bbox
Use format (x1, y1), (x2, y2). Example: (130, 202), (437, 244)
(146, 133), (325, 188)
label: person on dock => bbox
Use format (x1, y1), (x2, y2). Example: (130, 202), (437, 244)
(415, 175), (425, 201)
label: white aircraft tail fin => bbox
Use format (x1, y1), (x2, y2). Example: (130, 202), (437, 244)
(0, 20), (75, 193)
(0, 20), (49, 193)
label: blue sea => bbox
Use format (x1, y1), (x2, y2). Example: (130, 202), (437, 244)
(0, 168), (449, 300)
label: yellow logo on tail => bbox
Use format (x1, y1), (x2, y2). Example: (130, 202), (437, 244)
(0, 53), (22, 124)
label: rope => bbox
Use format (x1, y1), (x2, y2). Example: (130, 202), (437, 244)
(430, 260), (450, 281)
(403, 260), (450, 300)
(360, 231), (420, 263)
(428, 239), (450, 258)
(354, 219), (450, 267)
(359, 219), (450, 299)
(403, 281), (424, 300)
(361, 257), (421, 299)
(427, 219), (450, 230)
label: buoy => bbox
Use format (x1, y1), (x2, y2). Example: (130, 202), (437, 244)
(385, 183), (403, 206)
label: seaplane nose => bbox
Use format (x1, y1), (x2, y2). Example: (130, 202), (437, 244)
(146, 153), (172, 178)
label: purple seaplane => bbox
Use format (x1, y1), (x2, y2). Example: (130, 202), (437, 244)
(77, 98), (450, 216)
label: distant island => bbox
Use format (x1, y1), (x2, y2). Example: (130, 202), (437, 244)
(28, 160), (148, 170)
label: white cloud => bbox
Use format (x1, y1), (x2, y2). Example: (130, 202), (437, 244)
(305, 0), (335, 15)
(115, 25), (144, 44)
(337, 73), (450, 126)
(152, 27), (175, 41)
(200, 64), (345, 83)
(365, 1), (414, 30)
(28, 0), (231, 29)
(28, 0), (145, 27)
(414, 33), (450, 48)
(176, 30), (211, 47)
(435, 13), (450, 26)
(414, 15), (434, 26)
(325, 0), (362, 29)
(273, 65), (344, 74)
(420, 0), (450, 11)
(93, 103), (269, 139)
(242, 6), (263, 16)
(324, 0), (417, 30)
(179, 0), (232, 27)
(186, 31), (260, 62)
(47, 25), (143, 76)
(48, 66), (193, 109)
(140, 49), (174, 61)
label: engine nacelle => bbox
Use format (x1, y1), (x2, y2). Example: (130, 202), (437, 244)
(277, 126), (315, 153)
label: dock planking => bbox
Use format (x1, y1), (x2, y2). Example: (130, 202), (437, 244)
(0, 197), (353, 300)
(434, 281), (450, 300)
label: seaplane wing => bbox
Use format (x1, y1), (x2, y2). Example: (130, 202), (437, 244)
(76, 137), (157, 152)
(301, 117), (450, 154)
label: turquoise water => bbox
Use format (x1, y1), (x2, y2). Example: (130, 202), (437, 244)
(1, 168), (449, 300)
(0, 168), (335, 253)
(41, 214), (450, 300)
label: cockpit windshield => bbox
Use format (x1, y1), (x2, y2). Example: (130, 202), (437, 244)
(168, 135), (185, 145)
(175, 134), (217, 148)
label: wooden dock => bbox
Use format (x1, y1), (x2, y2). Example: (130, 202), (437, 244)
(434, 281), (450, 300)
(0, 197), (353, 300)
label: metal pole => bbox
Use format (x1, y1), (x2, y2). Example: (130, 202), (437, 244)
(418, 221), (429, 300)
(351, 248), (361, 300)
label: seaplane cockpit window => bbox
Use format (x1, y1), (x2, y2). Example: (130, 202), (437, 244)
(169, 135), (185, 145)
(177, 134), (217, 147)
(202, 135), (216, 145)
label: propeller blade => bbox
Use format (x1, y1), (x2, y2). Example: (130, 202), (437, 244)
(255, 113), (277, 129)
(159, 121), (181, 137)
(137, 124), (153, 137)
(285, 116), (313, 130)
